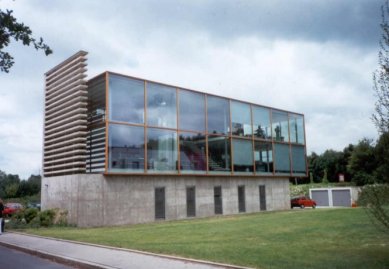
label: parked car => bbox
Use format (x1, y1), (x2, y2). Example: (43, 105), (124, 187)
(2, 202), (24, 216)
(27, 202), (41, 210)
(291, 196), (317, 209)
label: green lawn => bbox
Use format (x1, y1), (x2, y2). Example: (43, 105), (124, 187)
(22, 208), (388, 269)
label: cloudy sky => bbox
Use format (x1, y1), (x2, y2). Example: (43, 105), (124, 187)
(0, 0), (383, 179)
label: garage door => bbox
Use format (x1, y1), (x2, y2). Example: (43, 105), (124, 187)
(332, 189), (351, 207)
(311, 190), (329, 206)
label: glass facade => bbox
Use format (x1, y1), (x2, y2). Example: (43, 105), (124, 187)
(147, 128), (177, 173)
(207, 96), (230, 135)
(108, 124), (144, 172)
(272, 110), (289, 142)
(179, 132), (206, 173)
(179, 90), (205, 132)
(147, 83), (177, 128)
(254, 141), (273, 174)
(208, 135), (231, 173)
(231, 101), (252, 137)
(102, 72), (307, 176)
(252, 106), (271, 140)
(233, 139), (253, 173)
(109, 74), (144, 124)
(289, 114), (305, 144)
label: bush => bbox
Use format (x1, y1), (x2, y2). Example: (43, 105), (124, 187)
(24, 208), (39, 224)
(5, 208), (69, 229)
(39, 209), (56, 227)
(358, 184), (389, 231)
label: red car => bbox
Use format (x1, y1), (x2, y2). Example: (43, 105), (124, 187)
(2, 203), (23, 216)
(291, 196), (316, 209)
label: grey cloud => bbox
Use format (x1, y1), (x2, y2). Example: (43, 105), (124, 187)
(27, 0), (382, 49)
(105, 0), (382, 49)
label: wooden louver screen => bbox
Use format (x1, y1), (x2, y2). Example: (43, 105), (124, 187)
(43, 51), (88, 177)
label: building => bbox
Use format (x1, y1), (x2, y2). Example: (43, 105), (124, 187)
(41, 51), (307, 227)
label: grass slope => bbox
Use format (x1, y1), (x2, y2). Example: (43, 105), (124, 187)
(23, 208), (388, 269)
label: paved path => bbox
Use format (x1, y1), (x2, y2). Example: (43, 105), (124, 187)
(0, 233), (248, 269)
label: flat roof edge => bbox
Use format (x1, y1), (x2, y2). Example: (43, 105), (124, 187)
(45, 50), (88, 76)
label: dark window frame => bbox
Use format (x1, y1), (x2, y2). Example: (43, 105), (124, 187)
(214, 186), (223, 215)
(238, 185), (246, 213)
(155, 187), (166, 219)
(186, 186), (196, 217)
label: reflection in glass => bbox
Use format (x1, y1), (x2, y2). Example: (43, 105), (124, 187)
(291, 146), (306, 175)
(108, 124), (144, 172)
(87, 75), (106, 173)
(231, 101), (252, 137)
(272, 110), (289, 142)
(289, 114), (305, 144)
(274, 143), (290, 174)
(179, 132), (206, 173)
(147, 128), (177, 173)
(179, 90), (205, 132)
(254, 141), (273, 173)
(109, 74), (144, 124)
(147, 83), (177, 128)
(232, 139), (253, 173)
(207, 96), (230, 135)
(252, 106), (271, 140)
(208, 135), (231, 173)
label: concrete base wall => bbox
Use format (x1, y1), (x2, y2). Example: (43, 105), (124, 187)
(41, 175), (290, 227)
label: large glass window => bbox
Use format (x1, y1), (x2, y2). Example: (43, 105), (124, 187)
(207, 96), (230, 135)
(274, 143), (290, 174)
(231, 101), (252, 137)
(108, 124), (144, 172)
(147, 83), (177, 128)
(208, 135), (231, 173)
(272, 110), (289, 142)
(291, 145), (306, 175)
(109, 74), (144, 124)
(254, 141), (273, 174)
(179, 90), (205, 132)
(232, 139), (253, 173)
(253, 106), (271, 140)
(179, 132), (206, 173)
(289, 114), (305, 144)
(147, 128), (177, 173)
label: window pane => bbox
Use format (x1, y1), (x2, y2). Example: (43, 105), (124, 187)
(147, 83), (177, 128)
(179, 90), (205, 132)
(232, 139), (253, 173)
(208, 135), (231, 173)
(253, 106), (271, 140)
(147, 128), (177, 172)
(231, 101), (252, 137)
(272, 110), (289, 142)
(274, 143), (290, 174)
(289, 114), (305, 144)
(179, 132), (206, 173)
(254, 141), (273, 174)
(109, 74), (144, 124)
(207, 96), (230, 135)
(108, 124), (144, 172)
(291, 145), (306, 175)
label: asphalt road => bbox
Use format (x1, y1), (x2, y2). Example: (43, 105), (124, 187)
(0, 245), (77, 269)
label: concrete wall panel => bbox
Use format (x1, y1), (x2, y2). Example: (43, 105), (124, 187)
(42, 175), (290, 227)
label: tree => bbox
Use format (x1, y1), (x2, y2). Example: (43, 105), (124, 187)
(0, 170), (20, 198)
(375, 131), (389, 183)
(373, 0), (389, 133)
(0, 9), (52, 73)
(347, 138), (377, 186)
